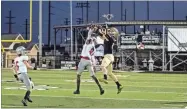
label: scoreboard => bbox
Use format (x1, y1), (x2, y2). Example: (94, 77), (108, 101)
(120, 33), (161, 45)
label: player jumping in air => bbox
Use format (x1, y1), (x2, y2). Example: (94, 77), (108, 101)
(96, 26), (123, 94)
(73, 27), (104, 95)
(12, 46), (37, 106)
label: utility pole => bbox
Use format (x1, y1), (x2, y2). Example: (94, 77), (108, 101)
(48, 1), (54, 46)
(86, 1), (89, 23)
(60, 29), (63, 44)
(5, 10), (15, 34)
(133, 1), (136, 34)
(124, 9), (127, 33)
(121, 1), (123, 31)
(147, 1), (149, 30)
(64, 18), (70, 44)
(76, 2), (90, 24)
(173, 1), (175, 20)
(121, 8), (127, 33)
(109, 1), (111, 14)
(76, 18), (83, 24)
(23, 19), (29, 40)
(97, 1), (100, 23)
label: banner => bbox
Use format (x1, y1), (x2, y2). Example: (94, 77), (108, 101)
(120, 34), (161, 45)
(167, 27), (187, 51)
(61, 61), (76, 69)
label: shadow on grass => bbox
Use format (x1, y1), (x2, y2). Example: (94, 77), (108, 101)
(164, 102), (187, 104)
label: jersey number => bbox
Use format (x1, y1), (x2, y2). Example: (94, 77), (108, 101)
(89, 48), (94, 56)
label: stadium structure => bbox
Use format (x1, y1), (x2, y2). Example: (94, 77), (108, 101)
(51, 20), (187, 72)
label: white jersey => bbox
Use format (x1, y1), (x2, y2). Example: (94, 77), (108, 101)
(81, 43), (95, 59)
(14, 56), (29, 73)
(14, 57), (20, 73)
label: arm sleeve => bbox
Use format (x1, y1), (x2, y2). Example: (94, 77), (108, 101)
(86, 29), (94, 41)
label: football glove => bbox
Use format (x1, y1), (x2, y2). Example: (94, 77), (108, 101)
(33, 67), (37, 70)
(14, 74), (19, 81)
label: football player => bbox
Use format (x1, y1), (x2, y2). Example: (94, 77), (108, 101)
(13, 46), (37, 106)
(73, 36), (104, 95)
(95, 26), (123, 94)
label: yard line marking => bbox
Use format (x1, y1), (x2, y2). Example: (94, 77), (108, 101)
(52, 88), (187, 94)
(41, 82), (187, 89)
(3, 77), (187, 85)
(2, 93), (186, 102)
(1, 105), (24, 107)
(2, 79), (187, 89)
(164, 104), (185, 107)
(2, 85), (187, 94)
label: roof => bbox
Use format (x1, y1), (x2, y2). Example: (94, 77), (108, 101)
(25, 43), (39, 50)
(1, 34), (24, 48)
(53, 20), (187, 29)
(13, 42), (39, 51)
(1, 34), (20, 40)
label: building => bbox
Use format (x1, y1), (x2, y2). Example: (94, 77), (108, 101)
(1, 34), (39, 68)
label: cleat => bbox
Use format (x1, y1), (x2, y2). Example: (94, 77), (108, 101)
(27, 97), (33, 103)
(21, 100), (27, 106)
(117, 85), (123, 94)
(73, 90), (80, 94)
(99, 78), (108, 84)
(100, 89), (105, 95)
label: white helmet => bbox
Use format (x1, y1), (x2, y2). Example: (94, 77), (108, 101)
(16, 46), (26, 55)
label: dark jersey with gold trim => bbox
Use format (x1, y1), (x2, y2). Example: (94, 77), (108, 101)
(104, 35), (114, 55)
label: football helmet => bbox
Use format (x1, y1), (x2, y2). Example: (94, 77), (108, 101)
(16, 46), (26, 55)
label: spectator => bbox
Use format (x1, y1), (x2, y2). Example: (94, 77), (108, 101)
(135, 31), (140, 34)
(116, 58), (120, 70)
(145, 29), (150, 35)
(48, 60), (52, 69)
(152, 30), (155, 35)
(31, 58), (36, 68)
(42, 59), (46, 64)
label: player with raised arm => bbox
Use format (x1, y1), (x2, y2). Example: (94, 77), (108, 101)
(13, 46), (37, 106)
(95, 26), (123, 94)
(73, 27), (104, 95)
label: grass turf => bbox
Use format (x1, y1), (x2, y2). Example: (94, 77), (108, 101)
(1, 69), (187, 108)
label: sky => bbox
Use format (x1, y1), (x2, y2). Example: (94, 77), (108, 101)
(1, 1), (187, 45)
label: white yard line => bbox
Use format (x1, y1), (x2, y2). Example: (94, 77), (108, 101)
(2, 79), (187, 89)
(1, 105), (24, 107)
(164, 104), (185, 107)
(2, 93), (186, 102)
(38, 82), (187, 89)
(2, 85), (187, 95)
(54, 88), (187, 94)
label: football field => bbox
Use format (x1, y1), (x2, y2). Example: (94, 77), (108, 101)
(1, 69), (187, 108)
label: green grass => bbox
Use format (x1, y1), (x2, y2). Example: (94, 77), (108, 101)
(1, 69), (187, 108)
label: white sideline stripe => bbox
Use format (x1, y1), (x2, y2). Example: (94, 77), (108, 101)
(3, 76), (187, 83)
(22, 75), (187, 82)
(2, 86), (187, 94)
(164, 104), (185, 107)
(2, 79), (187, 89)
(1, 105), (24, 107)
(54, 88), (187, 94)
(40, 82), (187, 89)
(4, 76), (187, 85)
(2, 93), (186, 102)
